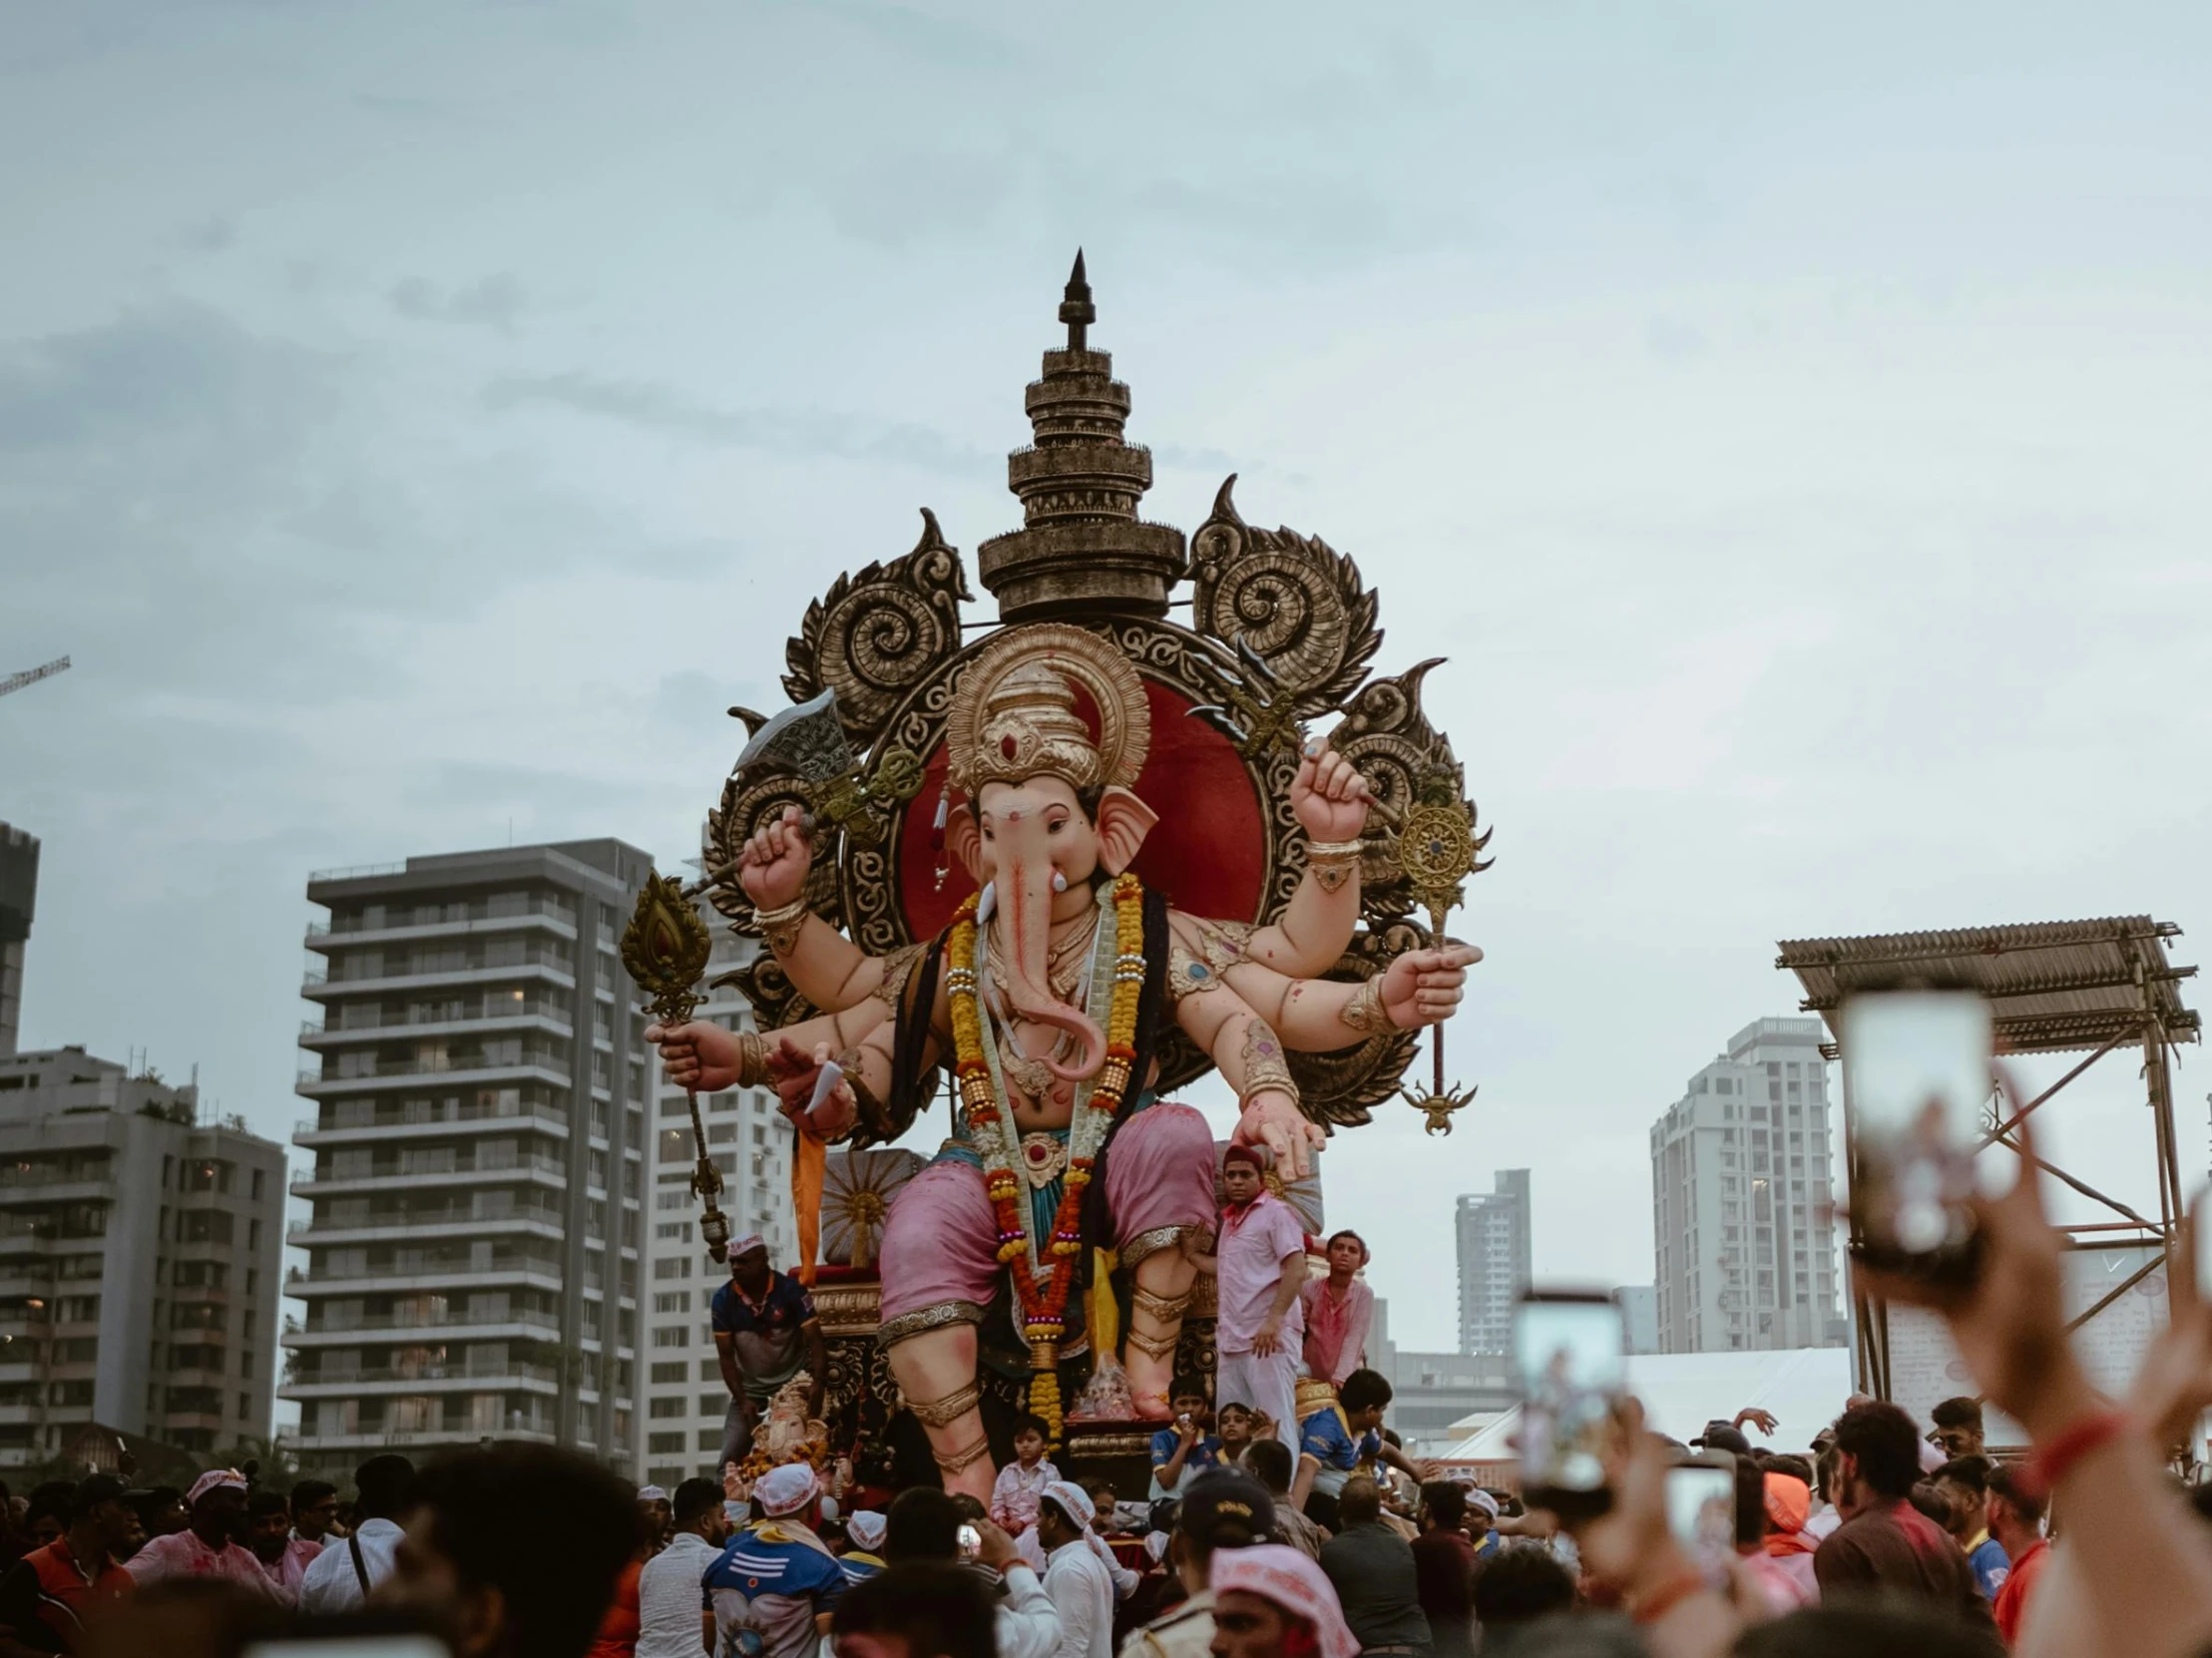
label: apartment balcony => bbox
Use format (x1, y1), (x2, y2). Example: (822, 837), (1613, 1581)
(286, 1309), (563, 1345)
(282, 1362), (562, 1397)
(287, 1425), (559, 1453)
(0, 1167), (116, 1202)
(300, 1010), (574, 1051)
(287, 1263), (566, 1299)
(0, 1405), (41, 1427)
(290, 1153), (567, 1198)
(295, 1061), (572, 1102)
(301, 957), (577, 1004)
(304, 906), (579, 955)
(292, 1104), (570, 1148)
(286, 1209), (566, 1250)
(0, 1272), (56, 1300)
(0, 1361), (38, 1386)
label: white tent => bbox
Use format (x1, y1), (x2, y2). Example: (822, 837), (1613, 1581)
(1436, 1347), (1856, 1483)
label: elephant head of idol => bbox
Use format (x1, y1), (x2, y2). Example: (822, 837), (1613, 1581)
(943, 624), (1157, 1084)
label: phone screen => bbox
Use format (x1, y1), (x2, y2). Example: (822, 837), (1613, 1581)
(1665, 1460), (1736, 1579)
(1840, 991), (1993, 1270)
(1515, 1292), (1624, 1513)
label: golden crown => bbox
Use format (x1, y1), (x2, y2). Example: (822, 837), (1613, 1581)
(944, 623), (1150, 797)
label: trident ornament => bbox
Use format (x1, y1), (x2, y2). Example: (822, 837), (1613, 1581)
(619, 873), (733, 1260)
(1390, 768), (1494, 1134)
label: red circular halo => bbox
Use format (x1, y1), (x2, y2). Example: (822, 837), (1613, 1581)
(893, 677), (1269, 942)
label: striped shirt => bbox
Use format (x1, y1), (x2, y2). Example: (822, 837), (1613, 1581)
(704, 1525), (846, 1658)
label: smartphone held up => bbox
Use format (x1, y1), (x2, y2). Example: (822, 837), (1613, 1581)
(1515, 1288), (1625, 1522)
(1839, 988), (1998, 1285)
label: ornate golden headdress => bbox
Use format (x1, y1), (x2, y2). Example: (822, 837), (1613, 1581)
(944, 623), (1150, 796)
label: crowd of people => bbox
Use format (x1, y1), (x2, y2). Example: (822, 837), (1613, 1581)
(7, 1134), (2212, 1658)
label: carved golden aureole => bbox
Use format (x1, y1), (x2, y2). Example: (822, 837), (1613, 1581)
(700, 256), (1491, 1127)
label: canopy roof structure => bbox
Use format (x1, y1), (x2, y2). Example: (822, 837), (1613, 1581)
(1777, 916), (2199, 1056)
(1777, 915), (2198, 1402)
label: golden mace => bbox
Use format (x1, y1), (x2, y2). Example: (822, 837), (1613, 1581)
(1389, 768), (1493, 1135)
(618, 874), (732, 1260)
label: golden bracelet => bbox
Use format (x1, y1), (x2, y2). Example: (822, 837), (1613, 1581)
(753, 896), (810, 956)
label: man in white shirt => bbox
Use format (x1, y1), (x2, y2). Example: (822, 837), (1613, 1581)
(297, 1453), (415, 1616)
(882, 1486), (1062, 1658)
(639, 1475), (730, 1658)
(1039, 1482), (1114, 1658)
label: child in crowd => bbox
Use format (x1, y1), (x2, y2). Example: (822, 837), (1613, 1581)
(990, 1414), (1061, 1535)
(1215, 1402), (1259, 1470)
(1148, 1377), (1220, 1498)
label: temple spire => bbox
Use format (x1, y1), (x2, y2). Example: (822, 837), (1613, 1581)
(1059, 248), (1095, 352)
(975, 252), (1187, 623)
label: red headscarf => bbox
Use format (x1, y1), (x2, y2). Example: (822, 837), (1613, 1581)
(1762, 1472), (1817, 1558)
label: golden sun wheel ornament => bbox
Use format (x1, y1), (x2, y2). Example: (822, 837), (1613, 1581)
(619, 873), (733, 1258)
(1391, 769), (1493, 1135)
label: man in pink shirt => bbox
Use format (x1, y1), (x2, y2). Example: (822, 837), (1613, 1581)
(1186, 1144), (1306, 1450)
(1298, 1230), (1373, 1388)
(125, 1470), (282, 1598)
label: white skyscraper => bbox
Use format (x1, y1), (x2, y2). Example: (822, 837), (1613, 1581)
(1649, 1018), (1848, 1354)
(285, 840), (655, 1475)
(638, 912), (797, 1489)
(1455, 1170), (1531, 1356)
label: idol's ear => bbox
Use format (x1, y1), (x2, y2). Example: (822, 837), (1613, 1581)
(945, 802), (986, 884)
(1094, 786), (1159, 876)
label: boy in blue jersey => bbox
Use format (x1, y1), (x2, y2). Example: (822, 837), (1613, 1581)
(1148, 1376), (1220, 1499)
(1290, 1368), (1427, 1529)
(707, 1463), (847, 1658)
(1933, 1456), (2010, 1601)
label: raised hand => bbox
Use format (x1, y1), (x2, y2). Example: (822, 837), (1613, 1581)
(2130, 1199), (2212, 1452)
(1291, 738), (1375, 845)
(738, 804), (815, 912)
(646, 1021), (744, 1092)
(1380, 943), (1483, 1029)
(1233, 1088), (1324, 1180)
(1734, 1406), (1780, 1438)
(1854, 1107), (2100, 1443)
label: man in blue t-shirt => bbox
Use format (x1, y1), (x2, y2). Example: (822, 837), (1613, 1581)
(1933, 1456), (2010, 1602)
(1292, 1368), (1427, 1527)
(707, 1463), (847, 1658)
(713, 1235), (830, 1471)
(1148, 1375), (1221, 1499)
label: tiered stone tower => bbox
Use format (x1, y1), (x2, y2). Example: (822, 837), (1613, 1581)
(977, 252), (1188, 622)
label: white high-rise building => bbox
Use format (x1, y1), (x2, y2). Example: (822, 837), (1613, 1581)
(285, 840), (655, 1476)
(637, 913), (797, 1490)
(1455, 1169), (1531, 1356)
(1649, 1018), (1848, 1354)
(0, 1046), (285, 1466)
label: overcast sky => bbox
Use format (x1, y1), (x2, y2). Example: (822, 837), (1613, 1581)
(4, 2), (2211, 1357)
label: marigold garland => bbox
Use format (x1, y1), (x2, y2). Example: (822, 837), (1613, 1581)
(948, 872), (1145, 1442)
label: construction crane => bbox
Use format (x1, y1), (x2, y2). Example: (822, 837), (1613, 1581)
(0, 657), (70, 701)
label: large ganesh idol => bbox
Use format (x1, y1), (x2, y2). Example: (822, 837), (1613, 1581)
(650, 255), (1488, 1500)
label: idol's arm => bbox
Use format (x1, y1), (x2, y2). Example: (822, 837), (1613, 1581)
(1234, 741), (1371, 976)
(647, 999), (925, 1132)
(732, 804), (901, 1015)
(1175, 987), (1324, 1179)
(1222, 944), (1481, 1051)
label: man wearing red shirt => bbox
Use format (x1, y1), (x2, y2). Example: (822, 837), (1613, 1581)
(1813, 1403), (1994, 1630)
(1986, 1462), (2050, 1644)
(0, 1473), (135, 1653)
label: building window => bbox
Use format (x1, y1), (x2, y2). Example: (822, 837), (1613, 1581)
(649, 1432), (685, 1454)
(652, 1327), (688, 1349)
(651, 1362), (687, 1384)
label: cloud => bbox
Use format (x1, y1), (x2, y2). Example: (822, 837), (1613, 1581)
(481, 371), (993, 476)
(389, 272), (528, 332)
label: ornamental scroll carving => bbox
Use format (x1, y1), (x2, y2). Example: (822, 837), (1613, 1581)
(1189, 476), (1382, 719)
(707, 511), (973, 941)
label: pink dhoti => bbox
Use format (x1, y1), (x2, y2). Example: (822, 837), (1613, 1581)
(876, 1100), (1217, 1347)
